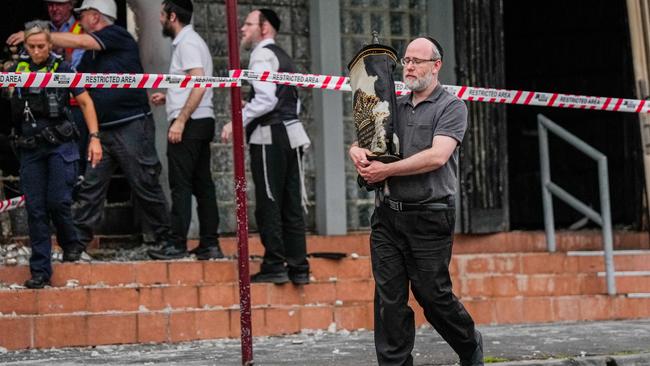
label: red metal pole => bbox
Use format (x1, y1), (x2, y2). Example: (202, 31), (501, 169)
(225, 0), (253, 364)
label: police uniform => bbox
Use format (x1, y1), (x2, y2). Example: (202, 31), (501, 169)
(11, 53), (83, 285)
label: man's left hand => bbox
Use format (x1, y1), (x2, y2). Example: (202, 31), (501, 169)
(6, 31), (24, 46)
(168, 119), (186, 144)
(358, 161), (390, 184)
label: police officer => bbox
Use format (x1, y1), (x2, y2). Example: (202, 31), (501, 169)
(9, 21), (102, 289)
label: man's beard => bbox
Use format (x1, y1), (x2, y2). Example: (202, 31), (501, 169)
(241, 38), (253, 51)
(403, 72), (433, 92)
(162, 21), (174, 38)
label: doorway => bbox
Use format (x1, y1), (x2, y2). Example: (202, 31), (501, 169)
(504, 0), (643, 229)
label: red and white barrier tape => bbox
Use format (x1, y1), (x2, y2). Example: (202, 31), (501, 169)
(0, 196), (25, 213)
(1, 69), (647, 213)
(0, 72), (240, 89)
(232, 69), (650, 114)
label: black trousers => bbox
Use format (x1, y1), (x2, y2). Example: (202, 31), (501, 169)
(370, 204), (477, 365)
(249, 123), (308, 275)
(73, 116), (171, 247)
(167, 118), (219, 248)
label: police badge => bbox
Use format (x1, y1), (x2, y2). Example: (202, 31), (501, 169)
(348, 32), (401, 189)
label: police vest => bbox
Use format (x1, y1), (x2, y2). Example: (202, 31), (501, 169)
(12, 55), (69, 123)
(65, 21), (83, 62)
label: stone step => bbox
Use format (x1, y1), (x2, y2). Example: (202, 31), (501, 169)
(2, 294), (649, 350)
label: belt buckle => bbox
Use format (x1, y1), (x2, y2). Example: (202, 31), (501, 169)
(386, 198), (402, 211)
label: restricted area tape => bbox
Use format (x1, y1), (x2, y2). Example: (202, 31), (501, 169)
(0, 72), (240, 89)
(232, 69), (650, 114)
(0, 196), (25, 213)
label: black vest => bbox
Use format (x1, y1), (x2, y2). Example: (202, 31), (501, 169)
(246, 44), (299, 140)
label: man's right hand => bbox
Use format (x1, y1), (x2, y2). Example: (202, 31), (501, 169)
(349, 145), (372, 172)
(221, 121), (233, 143)
(6, 31), (24, 46)
(150, 92), (166, 106)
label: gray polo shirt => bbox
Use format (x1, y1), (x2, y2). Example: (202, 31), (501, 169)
(387, 84), (468, 203)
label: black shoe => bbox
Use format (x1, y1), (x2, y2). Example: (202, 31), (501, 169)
(62, 247), (83, 262)
(460, 329), (484, 366)
(250, 271), (289, 284)
(189, 245), (225, 260)
(24, 275), (50, 289)
(289, 271), (310, 285)
(147, 242), (188, 260)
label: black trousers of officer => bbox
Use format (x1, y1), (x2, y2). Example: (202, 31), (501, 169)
(370, 203), (477, 365)
(20, 142), (79, 279)
(167, 117), (219, 248)
(250, 123), (308, 275)
(73, 116), (171, 248)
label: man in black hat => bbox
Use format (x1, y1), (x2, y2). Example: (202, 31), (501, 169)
(221, 8), (311, 285)
(147, 0), (224, 260)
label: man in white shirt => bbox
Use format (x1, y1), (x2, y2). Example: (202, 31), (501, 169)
(148, 0), (223, 260)
(221, 9), (311, 285)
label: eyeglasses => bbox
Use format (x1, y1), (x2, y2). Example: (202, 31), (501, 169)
(400, 57), (438, 66)
(24, 20), (51, 32)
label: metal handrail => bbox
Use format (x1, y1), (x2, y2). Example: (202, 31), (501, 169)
(537, 114), (616, 295)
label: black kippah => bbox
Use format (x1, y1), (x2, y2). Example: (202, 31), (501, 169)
(167, 0), (193, 13)
(422, 36), (444, 60)
(259, 8), (281, 32)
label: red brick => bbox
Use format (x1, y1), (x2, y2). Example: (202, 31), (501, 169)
(410, 300), (426, 327)
(522, 297), (553, 323)
(494, 297), (524, 324)
(37, 288), (88, 314)
(199, 284), (236, 308)
(50, 263), (92, 286)
(494, 254), (521, 273)
(338, 258), (371, 279)
(138, 286), (166, 310)
(463, 256), (493, 274)
(449, 257), (459, 276)
(137, 312), (168, 343)
(616, 254), (650, 271)
(134, 262), (168, 285)
(229, 307), (266, 337)
(366, 301), (375, 330)
(491, 275), (518, 297)
(552, 296), (580, 322)
(195, 309), (230, 339)
(89, 263), (136, 285)
(168, 262), (204, 285)
(300, 306), (333, 330)
(163, 286), (199, 309)
(203, 261), (237, 284)
(580, 275), (606, 294)
(577, 256), (604, 273)
(35, 314), (87, 348)
(613, 297), (650, 319)
(269, 284), (303, 305)
(88, 287), (138, 312)
(335, 304), (369, 330)
(552, 275), (581, 296)
(0, 265), (30, 285)
(303, 282), (336, 304)
(309, 259), (339, 281)
(579, 295), (612, 321)
(265, 307), (300, 335)
(247, 283), (269, 306)
(169, 311), (196, 342)
(0, 289), (37, 315)
(521, 253), (565, 274)
(460, 276), (493, 297)
(335, 280), (374, 302)
(87, 314), (137, 345)
(617, 276), (650, 293)
(0, 317), (33, 350)
(463, 298), (494, 325)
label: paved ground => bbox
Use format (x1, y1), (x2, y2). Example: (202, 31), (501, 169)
(1, 320), (649, 365)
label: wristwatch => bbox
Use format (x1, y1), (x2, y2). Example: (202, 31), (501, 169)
(89, 131), (100, 140)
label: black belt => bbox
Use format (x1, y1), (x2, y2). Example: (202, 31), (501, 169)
(382, 197), (454, 212)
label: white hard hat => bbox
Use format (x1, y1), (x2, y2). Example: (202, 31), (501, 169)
(45, 0), (74, 3)
(74, 0), (117, 19)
